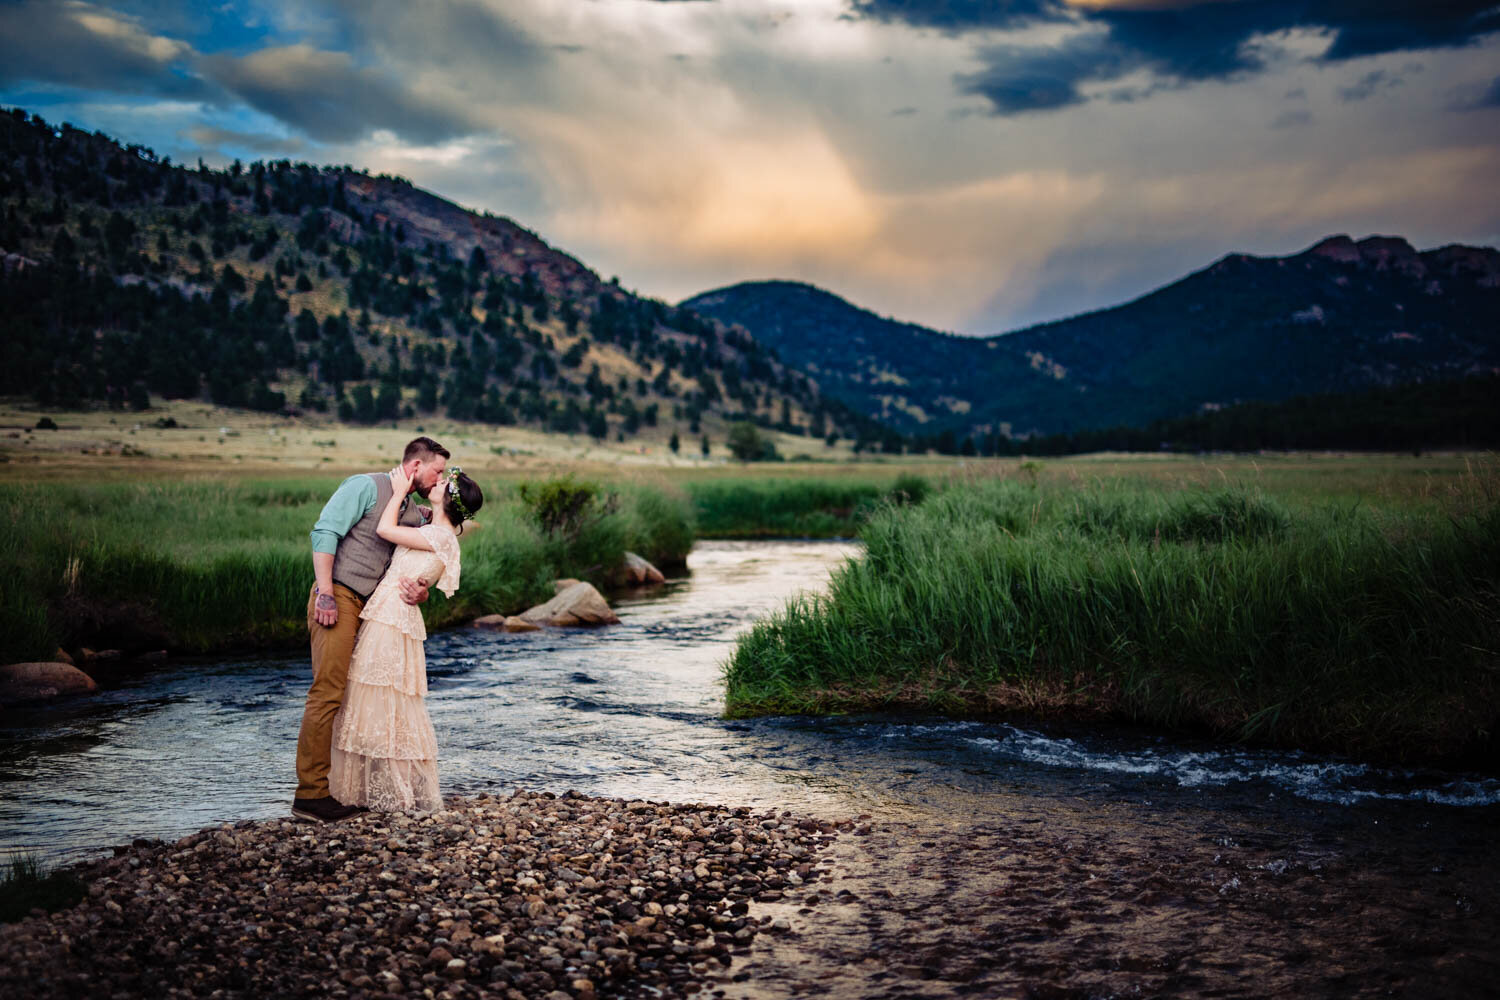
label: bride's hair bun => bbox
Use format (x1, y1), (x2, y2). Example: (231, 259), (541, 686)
(442, 472), (483, 530)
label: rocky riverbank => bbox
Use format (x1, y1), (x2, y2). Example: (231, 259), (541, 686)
(0, 790), (846, 999)
(5, 785), (1500, 999)
(733, 795), (1500, 1000)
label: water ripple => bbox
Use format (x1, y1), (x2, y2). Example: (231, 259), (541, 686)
(3, 539), (1498, 866)
(962, 724), (1500, 806)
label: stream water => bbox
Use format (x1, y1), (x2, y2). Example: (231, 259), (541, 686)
(2, 539), (1498, 863)
(5, 539), (1500, 995)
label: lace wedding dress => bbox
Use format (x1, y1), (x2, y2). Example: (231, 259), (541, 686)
(329, 523), (461, 812)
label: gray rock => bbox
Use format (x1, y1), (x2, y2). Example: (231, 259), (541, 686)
(623, 551), (666, 586)
(520, 582), (620, 627)
(0, 662), (99, 703)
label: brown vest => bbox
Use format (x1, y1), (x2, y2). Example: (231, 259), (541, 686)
(332, 473), (426, 599)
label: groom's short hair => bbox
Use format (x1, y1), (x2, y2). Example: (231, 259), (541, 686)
(403, 436), (450, 463)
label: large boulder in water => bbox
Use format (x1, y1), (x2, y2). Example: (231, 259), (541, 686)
(623, 551), (666, 587)
(473, 614), (543, 633)
(0, 662), (99, 704)
(520, 582), (621, 627)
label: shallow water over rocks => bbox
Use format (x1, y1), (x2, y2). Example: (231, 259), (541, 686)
(2, 539), (1498, 858)
(3, 541), (1499, 997)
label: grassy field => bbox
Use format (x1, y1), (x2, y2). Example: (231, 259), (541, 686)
(681, 475), (931, 538)
(0, 396), (939, 662)
(5, 398), (1497, 764)
(0, 396), (869, 477)
(723, 460), (1500, 764)
(0, 475), (694, 662)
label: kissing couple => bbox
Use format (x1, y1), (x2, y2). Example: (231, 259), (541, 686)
(290, 436), (484, 823)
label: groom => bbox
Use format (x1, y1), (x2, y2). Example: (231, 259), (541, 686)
(291, 436), (450, 823)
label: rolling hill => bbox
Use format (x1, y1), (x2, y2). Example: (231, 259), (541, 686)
(683, 237), (1500, 438)
(0, 107), (885, 446)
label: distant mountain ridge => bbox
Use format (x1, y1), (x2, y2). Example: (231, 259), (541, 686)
(683, 235), (1500, 437)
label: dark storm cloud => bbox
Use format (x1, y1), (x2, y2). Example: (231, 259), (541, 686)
(0, 1), (499, 146)
(853, 1), (1500, 115)
(321, 0), (541, 69)
(162, 0), (545, 147)
(200, 45), (479, 144)
(956, 38), (1123, 114)
(1096, 4), (1286, 81)
(848, 0), (1067, 33)
(0, 0), (212, 99)
(1318, 1), (1500, 61)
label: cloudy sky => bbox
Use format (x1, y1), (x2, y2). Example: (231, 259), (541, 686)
(3, 0), (1498, 334)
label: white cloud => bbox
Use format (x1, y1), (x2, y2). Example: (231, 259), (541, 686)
(5, 0), (1498, 333)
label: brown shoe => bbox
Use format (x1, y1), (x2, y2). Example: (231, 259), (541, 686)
(291, 796), (361, 823)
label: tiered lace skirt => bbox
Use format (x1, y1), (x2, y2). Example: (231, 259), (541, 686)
(328, 613), (440, 812)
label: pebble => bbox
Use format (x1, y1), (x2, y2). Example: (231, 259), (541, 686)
(0, 789), (840, 999)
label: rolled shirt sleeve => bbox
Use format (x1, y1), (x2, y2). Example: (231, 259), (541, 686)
(309, 475), (379, 555)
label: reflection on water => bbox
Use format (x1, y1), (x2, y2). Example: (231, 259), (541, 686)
(1, 539), (1497, 865)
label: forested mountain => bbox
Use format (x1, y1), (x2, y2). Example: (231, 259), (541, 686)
(1006, 374), (1500, 456)
(0, 107), (883, 444)
(684, 237), (1500, 439)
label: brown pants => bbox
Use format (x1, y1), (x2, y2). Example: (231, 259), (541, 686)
(295, 583), (365, 800)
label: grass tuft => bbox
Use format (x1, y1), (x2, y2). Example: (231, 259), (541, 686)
(0, 852), (86, 923)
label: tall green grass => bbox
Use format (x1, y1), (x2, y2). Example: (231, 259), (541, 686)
(724, 477), (1500, 761)
(685, 477), (923, 538)
(0, 477), (694, 661)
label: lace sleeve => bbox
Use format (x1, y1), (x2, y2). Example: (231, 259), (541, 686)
(417, 524), (462, 597)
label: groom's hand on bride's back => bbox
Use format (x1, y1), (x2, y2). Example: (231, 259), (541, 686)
(399, 576), (431, 605)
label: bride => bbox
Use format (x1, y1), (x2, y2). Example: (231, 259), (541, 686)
(328, 462), (483, 812)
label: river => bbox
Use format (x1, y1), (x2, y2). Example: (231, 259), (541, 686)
(3, 540), (1498, 996)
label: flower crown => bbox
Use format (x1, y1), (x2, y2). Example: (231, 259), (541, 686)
(443, 465), (471, 521)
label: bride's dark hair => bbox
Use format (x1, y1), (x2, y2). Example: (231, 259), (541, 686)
(439, 472), (483, 532)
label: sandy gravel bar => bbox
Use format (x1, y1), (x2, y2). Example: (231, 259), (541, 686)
(0, 790), (845, 999)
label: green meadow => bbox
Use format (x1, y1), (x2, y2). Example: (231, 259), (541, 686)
(681, 474), (929, 538)
(0, 465), (928, 663)
(723, 460), (1500, 763)
(5, 451), (1497, 762)
(0, 476), (694, 662)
